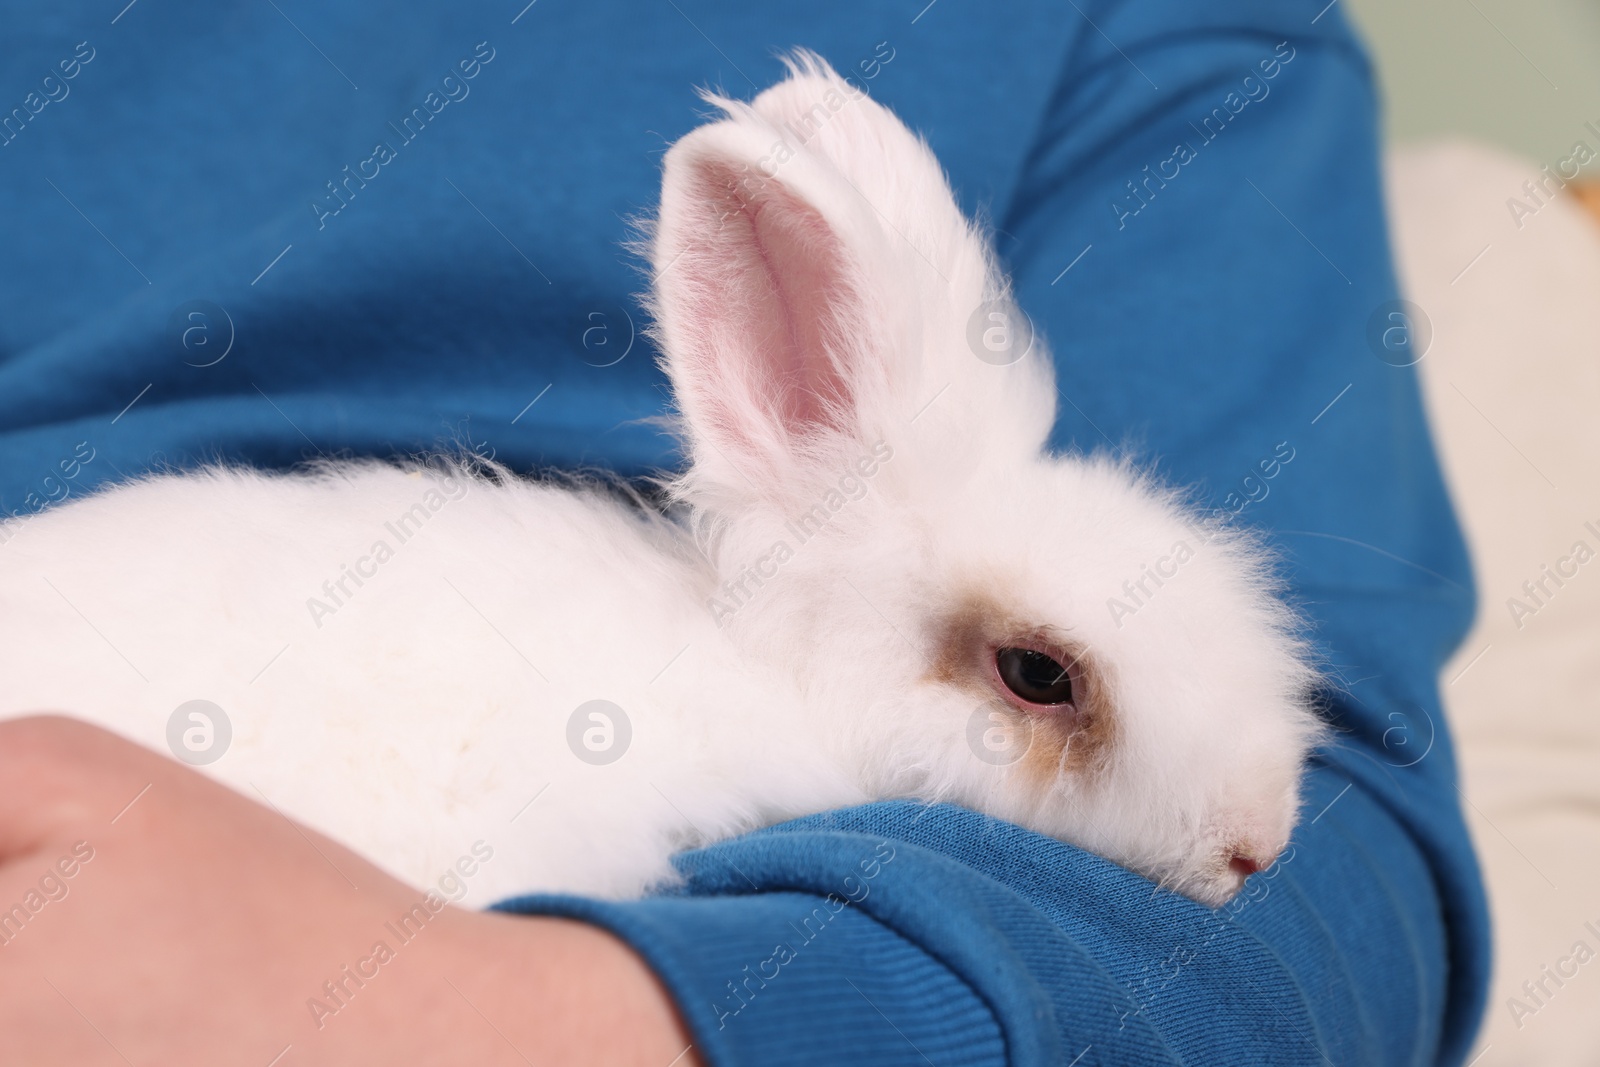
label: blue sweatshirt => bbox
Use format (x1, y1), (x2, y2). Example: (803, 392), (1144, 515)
(0, 0), (1487, 1062)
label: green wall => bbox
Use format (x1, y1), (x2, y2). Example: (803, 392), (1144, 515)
(1345, 0), (1600, 169)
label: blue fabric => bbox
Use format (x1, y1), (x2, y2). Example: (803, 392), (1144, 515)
(1, 1), (1488, 1063)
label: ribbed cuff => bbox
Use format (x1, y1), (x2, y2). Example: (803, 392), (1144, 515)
(496, 889), (1006, 1067)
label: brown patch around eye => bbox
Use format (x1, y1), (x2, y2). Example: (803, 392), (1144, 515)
(927, 590), (1118, 786)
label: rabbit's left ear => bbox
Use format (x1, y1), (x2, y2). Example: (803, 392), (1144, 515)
(649, 114), (898, 503)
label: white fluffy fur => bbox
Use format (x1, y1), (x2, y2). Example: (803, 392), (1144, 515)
(0, 56), (1323, 908)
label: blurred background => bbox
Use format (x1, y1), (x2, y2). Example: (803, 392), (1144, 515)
(1345, 2), (1600, 1064)
(1350, 0), (1600, 163)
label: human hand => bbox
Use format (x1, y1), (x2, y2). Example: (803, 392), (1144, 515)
(0, 716), (698, 1066)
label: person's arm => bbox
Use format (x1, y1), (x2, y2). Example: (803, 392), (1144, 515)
(0, 716), (697, 1066)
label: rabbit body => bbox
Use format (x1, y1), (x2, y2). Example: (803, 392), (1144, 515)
(0, 55), (1324, 908)
(0, 463), (863, 907)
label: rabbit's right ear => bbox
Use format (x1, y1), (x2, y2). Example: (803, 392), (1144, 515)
(649, 62), (1058, 516)
(648, 115), (897, 510)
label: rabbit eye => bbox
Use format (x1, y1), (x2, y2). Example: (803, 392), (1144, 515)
(995, 647), (1075, 707)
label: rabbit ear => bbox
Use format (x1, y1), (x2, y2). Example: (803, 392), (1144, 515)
(650, 110), (893, 504)
(650, 57), (1056, 511)
(747, 51), (976, 284)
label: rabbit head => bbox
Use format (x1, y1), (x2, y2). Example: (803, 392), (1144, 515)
(648, 54), (1325, 906)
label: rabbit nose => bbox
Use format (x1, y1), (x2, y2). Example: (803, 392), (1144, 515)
(1228, 850), (1274, 877)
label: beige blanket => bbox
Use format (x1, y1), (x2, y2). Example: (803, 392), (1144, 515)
(1388, 140), (1600, 1066)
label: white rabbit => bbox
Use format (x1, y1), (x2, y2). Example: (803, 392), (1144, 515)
(0, 54), (1323, 909)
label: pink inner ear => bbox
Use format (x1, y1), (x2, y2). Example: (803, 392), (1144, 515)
(679, 161), (857, 448)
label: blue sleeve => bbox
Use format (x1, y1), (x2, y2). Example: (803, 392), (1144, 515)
(0, 0), (1488, 1063)
(501, 784), (1462, 1065)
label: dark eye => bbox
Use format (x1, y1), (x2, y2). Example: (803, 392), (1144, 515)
(995, 647), (1075, 706)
